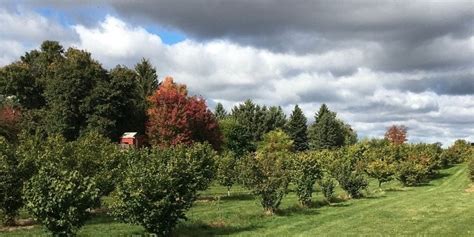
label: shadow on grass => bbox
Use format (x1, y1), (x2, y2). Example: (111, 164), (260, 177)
(174, 221), (259, 237)
(277, 205), (319, 216)
(312, 197), (351, 208)
(219, 193), (254, 201)
(198, 193), (255, 202)
(85, 212), (116, 225)
(385, 187), (410, 192)
(429, 171), (451, 180)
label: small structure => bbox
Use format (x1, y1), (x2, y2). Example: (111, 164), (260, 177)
(119, 132), (145, 149)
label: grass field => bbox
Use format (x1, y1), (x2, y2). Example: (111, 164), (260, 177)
(2, 164), (473, 236)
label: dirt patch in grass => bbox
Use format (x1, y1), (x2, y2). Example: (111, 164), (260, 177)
(0, 218), (37, 232)
(465, 184), (474, 193)
(208, 219), (227, 228)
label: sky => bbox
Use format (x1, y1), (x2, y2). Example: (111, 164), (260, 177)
(0, 0), (473, 146)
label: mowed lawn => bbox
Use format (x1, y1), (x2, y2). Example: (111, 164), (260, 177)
(2, 164), (474, 236)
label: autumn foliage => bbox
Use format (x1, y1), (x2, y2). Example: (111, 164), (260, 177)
(146, 77), (221, 149)
(0, 105), (22, 141)
(384, 125), (407, 145)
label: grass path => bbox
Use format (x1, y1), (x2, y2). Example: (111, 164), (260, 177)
(2, 165), (473, 236)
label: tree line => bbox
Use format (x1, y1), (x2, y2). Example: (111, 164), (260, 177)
(0, 41), (473, 236)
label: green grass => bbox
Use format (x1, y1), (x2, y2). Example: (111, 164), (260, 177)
(2, 164), (474, 236)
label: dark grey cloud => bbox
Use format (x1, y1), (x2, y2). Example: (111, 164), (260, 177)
(1, 1), (473, 146)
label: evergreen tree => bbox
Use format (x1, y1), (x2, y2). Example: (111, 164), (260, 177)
(134, 58), (159, 101)
(264, 106), (287, 133)
(286, 104), (308, 151)
(231, 99), (267, 142)
(308, 104), (344, 150)
(214, 102), (227, 120)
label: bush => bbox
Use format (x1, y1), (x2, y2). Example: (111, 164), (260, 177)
(332, 145), (368, 198)
(17, 132), (125, 196)
(396, 144), (440, 186)
(363, 142), (397, 187)
(111, 143), (216, 236)
(0, 137), (23, 225)
(291, 152), (322, 207)
(216, 152), (238, 196)
(240, 129), (292, 215)
(72, 131), (124, 196)
(23, 163), (99, 236)
(318, 174), (336, 202)
(444, 140), (472, 164)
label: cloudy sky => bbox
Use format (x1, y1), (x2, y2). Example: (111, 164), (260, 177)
(1, 0), (473, 146)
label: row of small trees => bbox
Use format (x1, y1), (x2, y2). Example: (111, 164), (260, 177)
(0, 132), (217, 236)
(216, 132), (473, 215)
(0, 125), (471, 236)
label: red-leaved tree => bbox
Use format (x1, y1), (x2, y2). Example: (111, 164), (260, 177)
(146, 77), (221, 149)
(0, 105), (22, 141)
(384, 125), (407, 145)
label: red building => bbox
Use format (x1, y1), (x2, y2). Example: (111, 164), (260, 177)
(119, 132), (145, 148)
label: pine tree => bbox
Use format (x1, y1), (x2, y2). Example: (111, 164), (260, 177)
(286, 105), (308, 151)
(231, 99), (267, 142)
(264, 106), (287, 133)
(134, 58), (159, 101)
(214, 102), (227, 120)
(308, 104), (344, 150)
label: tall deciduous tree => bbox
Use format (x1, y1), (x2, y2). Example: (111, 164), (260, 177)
(147, 77), (221, 149)
(286, 104), (308, 151)
(384, 125), (408, 145)
(308, 104), (344, 150)
(43, 48), (108, 140)
(1, 41), (146, 141)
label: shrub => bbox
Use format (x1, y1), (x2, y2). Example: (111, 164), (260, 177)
(332, 145), (368, 198)
(364, 143), (397, 187)
(216, 152), (238, 196)
(17, 132), (125, 196)
(23, 163), (99, 236)
(291, 152), (322, 207)
(0, 137), (23, 225)
(397, 157), (429, 186)
(240, 129), (292, 215)
(444, 140), (472, 164)
(72, 131), (124, 196)
(318, 174), (336, 202)
(111, 143), (216, 236)
(395, 145), (429, 186)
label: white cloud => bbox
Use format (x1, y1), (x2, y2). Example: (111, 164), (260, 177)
(1, 11), (473, 147)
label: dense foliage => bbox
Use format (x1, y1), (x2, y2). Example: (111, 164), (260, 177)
(23, 163), (99, 236)
(240, 130), (292, 214)
(218, 117), (255, 157)
(363, 140), (397, 187)
(214, 102), (228, 120)
(291, 152), (322, 207)
(308, 104), (356, 150)
(0, 137), (23, 225)
(384, 125), (407, 145)
(331, 145), (368, 198)
(0, 41), (147, 141)
(216, 152), (238, 196)
(286, 105), (309, 151)
(147, 77), (221, 149)
(111, 143), (216, 236)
